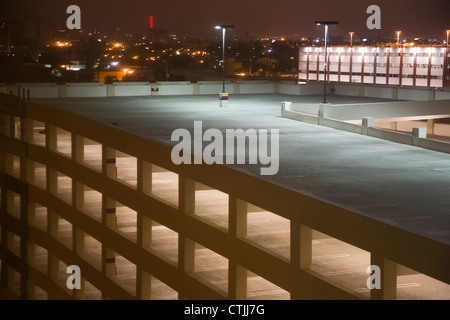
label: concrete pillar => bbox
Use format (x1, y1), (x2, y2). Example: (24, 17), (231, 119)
(370, 253), (397, 300)
(102, 194), (117, 287)
(22, 118), (34, 144)
(48, 254), (59, 282)
(48, 211), (58, 238)
(179, 237), (195, 274)
(103, 146), (116, 178)
(362, 117), (375, 135)
(104, 197), (117, 229)
(178, 176), (196, 298)
(27, 242), (36, 268)
(3, 153), (13, 176)
(74, 277), (85, 300)
(138, 160), (153, 195)
(427, 119), (435, 135)
(103, 246), (116, 280)
(25, 159), (34, 185)
(141, 216), (152, 251)
(47, 168), (57, 195)
(72, 134), (84, 164)
(73, 182), (84, 211)
(27, 283), (35, 300)
(13, 116), (21, 140)
(318, 103), (329, 125)
(139, 269), (152, 300)
(229, 196), (247, 238)
(27, 202), (36, 230)
(291, 224), (313, 270)
(412, 127), (426, 146)
(228, 262), (247, 300)
(3, 113), (11, 137)
(281, 101), (292, 114)
(6, 191), (15, 215)
(228, 197), (248, 299)
(46, 124), (57, 152)
(73, 228), (85, 256)
(179, 176), (195, 215)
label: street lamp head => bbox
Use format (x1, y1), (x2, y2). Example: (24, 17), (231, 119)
(214, 25), (234, 30)
(314, 21), (339, 26)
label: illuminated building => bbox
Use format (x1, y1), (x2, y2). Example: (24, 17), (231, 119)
(299, 46), (450, 88)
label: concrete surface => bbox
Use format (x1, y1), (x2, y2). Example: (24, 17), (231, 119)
(34, 93), (450, 248)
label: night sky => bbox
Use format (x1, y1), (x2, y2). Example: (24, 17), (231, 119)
(1, 0), (449, 38)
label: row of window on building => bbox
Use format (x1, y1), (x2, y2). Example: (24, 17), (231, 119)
(299, 46), (450, 87)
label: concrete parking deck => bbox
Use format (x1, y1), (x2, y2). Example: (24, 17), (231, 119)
(36, 93), (450, 247)
(0, 92), (443, 300)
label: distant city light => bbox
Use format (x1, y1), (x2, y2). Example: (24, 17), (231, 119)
(150, 16), (154, 29)
(111, 61), (119, 66)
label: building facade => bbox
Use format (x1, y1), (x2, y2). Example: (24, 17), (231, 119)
(299, 46), (450, 88)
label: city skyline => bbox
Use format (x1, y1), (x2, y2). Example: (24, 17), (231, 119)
(1, 0), (449, 39)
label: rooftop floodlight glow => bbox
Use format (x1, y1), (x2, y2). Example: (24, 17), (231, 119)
(215, 26), (222, 29)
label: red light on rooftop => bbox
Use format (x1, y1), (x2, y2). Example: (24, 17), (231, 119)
(150, 16), (153, 29)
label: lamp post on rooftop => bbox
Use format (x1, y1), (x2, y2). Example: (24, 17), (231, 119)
(315, 21), (339, 104)
(215, 25), (234, 107)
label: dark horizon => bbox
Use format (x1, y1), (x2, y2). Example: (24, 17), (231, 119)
(1, 0), (449, 39)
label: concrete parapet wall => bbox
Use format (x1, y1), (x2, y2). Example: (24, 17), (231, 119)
(367, 127), (413, 145)
(113, 82), (151, 96)
(156, 81), (194, 95)
(418, 138), (450, 153)
(364, 86), (396, 99)
(323, 100), (450, 121)
(66, 83), (107, 98)
(289, 103), (319, 115)
(2, 81), (450, 101)
(238, 82), (275, 94)
(282, 110), (318, 125)
(435, 90), (450, 100)
(398, 88), (433, 101)
(333, 84), (362, 97)
(196, 82), (233, 95)
(323, 118), (363, 134)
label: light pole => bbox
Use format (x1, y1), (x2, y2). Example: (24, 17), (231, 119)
(446, 30), (450, 47)
(215, 25), (234, 106)
(315, 21), (338, 104)
(349, 32), (354, 47)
